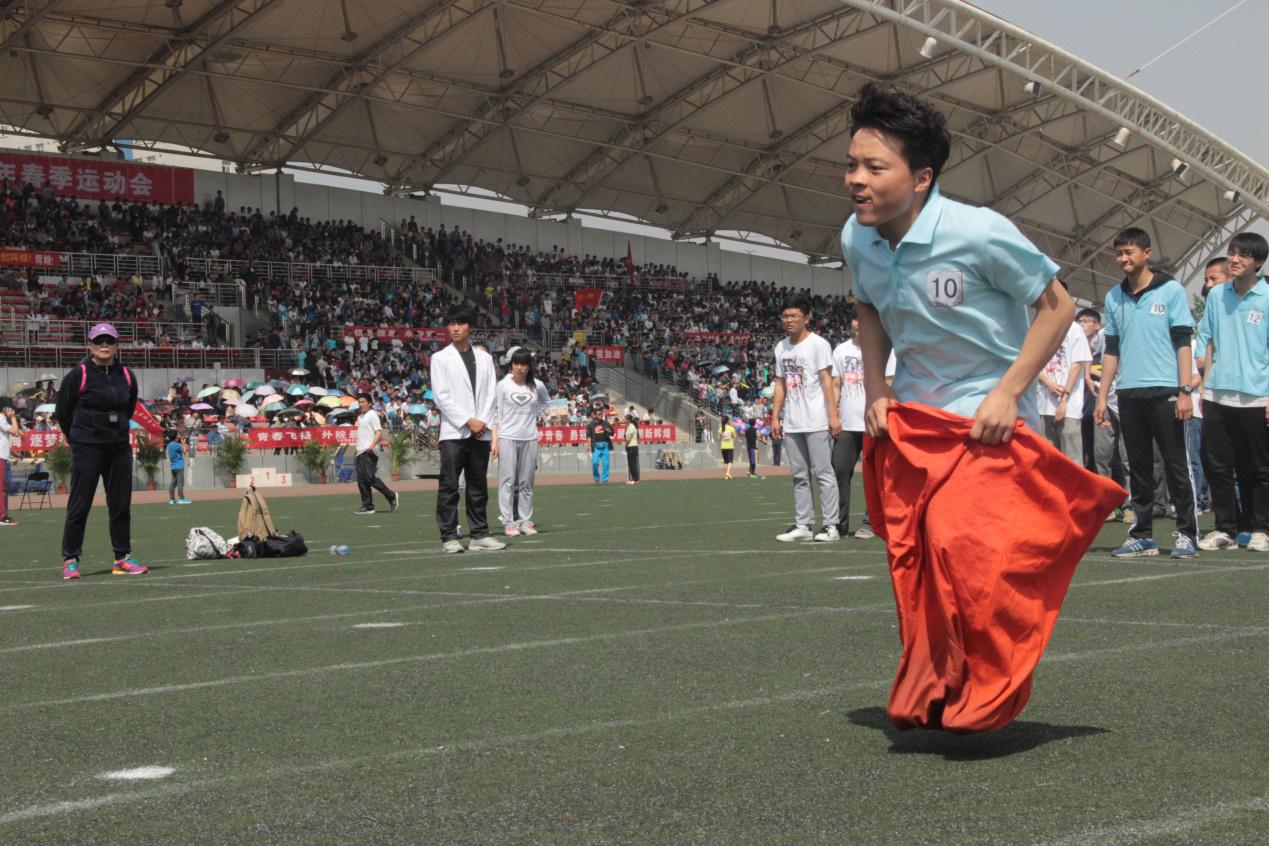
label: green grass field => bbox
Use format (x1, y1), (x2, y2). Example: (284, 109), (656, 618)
(0, 478), (1266, 844)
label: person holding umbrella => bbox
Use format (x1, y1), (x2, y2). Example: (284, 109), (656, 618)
(54, 322), (147, 579)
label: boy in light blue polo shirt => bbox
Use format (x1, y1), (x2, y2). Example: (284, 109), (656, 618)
(840, 84), (1076, 447)
(1195, 232), (1269, 552)
(1093, 228), (1198, 558)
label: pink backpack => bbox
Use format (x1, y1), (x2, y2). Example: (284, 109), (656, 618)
(79, 363), (132, 393)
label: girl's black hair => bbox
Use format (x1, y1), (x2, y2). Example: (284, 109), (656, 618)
(509, 347), (536, 384)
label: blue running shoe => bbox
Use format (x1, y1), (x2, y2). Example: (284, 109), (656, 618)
(1112, 536), (1159, 558)
(1170, 533), (1198, 559)
(1235, 531), (1253, 547)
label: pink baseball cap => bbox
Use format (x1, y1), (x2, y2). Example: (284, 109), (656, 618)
(88, 322), (118, 340)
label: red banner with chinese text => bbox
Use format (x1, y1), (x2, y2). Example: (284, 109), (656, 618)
(537, 424), (675, 446)
(574, 288), (603, 310)
(0, 247), (62, 269)
(584, 345), (625, 364)
(347, 326), (450, 344)
(0, 152), (195, 204)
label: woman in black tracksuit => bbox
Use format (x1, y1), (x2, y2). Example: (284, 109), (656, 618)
(54, 323), (147, 579)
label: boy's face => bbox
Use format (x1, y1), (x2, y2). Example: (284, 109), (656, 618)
(1076, 314), (1100, 339)
(1204, 262), (1230, 289)
(447, 321), (471, 344)
(780, 307), (809, 338)
(1225, 248), (1262, 280)
(1113, 244), (1151, 276)
(844, 128), (932, 230)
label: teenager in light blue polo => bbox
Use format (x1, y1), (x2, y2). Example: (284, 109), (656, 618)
(1093, 228), (1198, 558)
(840, 84), (1076, 449)
(1195, 232), (1269, 552)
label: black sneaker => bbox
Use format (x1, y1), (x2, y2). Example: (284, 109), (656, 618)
(353, 507), (376, 516)
(0, 518), (16, 526)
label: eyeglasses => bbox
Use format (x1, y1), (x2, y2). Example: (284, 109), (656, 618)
(91, 336), (118, 346)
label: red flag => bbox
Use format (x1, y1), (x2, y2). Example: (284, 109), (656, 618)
(574, 288), (602, 310)
(625, 240), (635, 282)
(131, 401), (164, 439)
(864, 403), (1125, 733)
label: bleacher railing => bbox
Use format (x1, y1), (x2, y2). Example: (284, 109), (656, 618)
(2, 317), (207, 346)
(34, 251), (435, 287)
(0, 344), (299, 370)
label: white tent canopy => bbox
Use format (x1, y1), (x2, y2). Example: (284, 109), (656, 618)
(1, 0), (1264, 301)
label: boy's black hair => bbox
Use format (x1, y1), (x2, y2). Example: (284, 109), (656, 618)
(356, 392), (372, 403)
(1205, 256), (1229, 270)
(444, 305), (476, 326)
(1075, 307), (1101, 324)
(1228, 231), (1269, 265)
(780, 294), (813, 317)
(1112, 227), (1151, 250)
(849, 82), (952, 184)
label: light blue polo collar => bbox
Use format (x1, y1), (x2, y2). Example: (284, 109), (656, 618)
(868, 184), (947, 248)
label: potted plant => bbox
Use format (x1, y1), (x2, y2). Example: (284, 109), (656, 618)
(214, 434), (248, 487)
(135, 434), (164, 491)
(388, 429), (414, 482)
(299, 441), (338, 484)
(47, 442), (72, 494)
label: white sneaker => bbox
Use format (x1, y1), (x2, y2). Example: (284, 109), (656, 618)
(520, 522), (538, 535)
(854, 525), (876, 540)
(504, 524), (520, 536)
(1197, 530), (1236, 551)
(1248, 532), (1269, 552)
(441, 539), (465, 554)
(468, 536), (507, 552)
(776, 525), (814, 542)
(814, 525), (840, 542)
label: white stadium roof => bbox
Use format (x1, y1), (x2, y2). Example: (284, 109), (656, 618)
(1, 0), (1266, 300)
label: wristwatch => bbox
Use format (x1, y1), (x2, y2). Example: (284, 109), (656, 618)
(1178, 386), (1193, 395)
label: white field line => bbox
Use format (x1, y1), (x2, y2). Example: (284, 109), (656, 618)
(1072, 562), (1269, 587)
(0, 677), (893, 826)
(0, 607), (862, 713)
(1059, 616), (1269, 633)
(4, 631), (1268, 827)
(1040, 628), (1269, 664)
(1041, 796), (1269, 846)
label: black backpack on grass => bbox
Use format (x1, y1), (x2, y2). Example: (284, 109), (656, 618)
(261, 531), (307, 558)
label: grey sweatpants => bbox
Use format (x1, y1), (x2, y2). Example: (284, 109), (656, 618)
(498, 438), (539, 527)
(785, 430), (839, 530)
(1042, 415), (1083, 465)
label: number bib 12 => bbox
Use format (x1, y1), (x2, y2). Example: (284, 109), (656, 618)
(926, 270), (964, 307)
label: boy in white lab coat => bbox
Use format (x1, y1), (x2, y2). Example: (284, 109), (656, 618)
(429, 307), (505, 553)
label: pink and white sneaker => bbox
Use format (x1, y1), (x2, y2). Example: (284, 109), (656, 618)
(503, 524), (520, 537)
(519, 522), (538, 536)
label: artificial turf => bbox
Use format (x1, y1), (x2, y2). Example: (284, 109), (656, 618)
(0, 477), (1265, 844)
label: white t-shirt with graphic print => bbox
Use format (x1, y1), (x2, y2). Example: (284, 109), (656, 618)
(774, 332), (833, 433)
(1036, 321), (1092, 418)
(832, 340), (897, 432)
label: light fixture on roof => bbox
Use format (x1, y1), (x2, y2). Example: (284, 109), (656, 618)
(1223, 189), (1241, 203)
(654, 203), (668, 214)
(1022, 80), (1041, 96)
(1170, 158), (1189, 180)
(1111, 127), (1131, 148)
(212, 130), (230, 144)
(499, 68), (515, 81)
(515, 175), (530, 187)
(372, 154), (388, 166)
(918, 36), (939, 59)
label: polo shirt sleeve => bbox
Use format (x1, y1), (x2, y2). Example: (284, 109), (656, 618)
(1197, 299), (1214, 349)
(1167, 282), (1195, 329)
(982, 212), (1060, 305)
(840, 220), (871, 306)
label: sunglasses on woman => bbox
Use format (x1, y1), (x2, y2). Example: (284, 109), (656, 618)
(91, 336), (118, 346)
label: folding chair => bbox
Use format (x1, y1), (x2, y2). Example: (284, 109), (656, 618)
(20, 470), (52, 510)
(332, 446), (356, 483)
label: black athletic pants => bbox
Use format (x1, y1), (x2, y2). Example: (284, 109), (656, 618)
(356, 450), (395, 510)
(436, 437), (491, 541)
(1119, 394), (1197, 540)
(1203, 402), (1269, 535)
(626, 446), (640, 482)
(62, 440), (132, 560)
(831, 430), (872, 532)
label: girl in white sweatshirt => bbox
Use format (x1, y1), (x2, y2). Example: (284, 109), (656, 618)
(491, 348), (551, 535)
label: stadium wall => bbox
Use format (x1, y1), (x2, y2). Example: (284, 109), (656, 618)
(190, 170), (851, 297)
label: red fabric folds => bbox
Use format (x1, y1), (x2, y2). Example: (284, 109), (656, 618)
(863, 403), (1126, 733)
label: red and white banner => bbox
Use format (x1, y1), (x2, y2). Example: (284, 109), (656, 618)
(347, 326), (450, 344)
(241, 427), (358, 448)
(682, 332), (752, 344)
(574, 288), (603, 310)
(584, 345), (625, 364)
(538, 424), (676, 446)
(0, 247), (62, 269)
(0, 151), (195, 204)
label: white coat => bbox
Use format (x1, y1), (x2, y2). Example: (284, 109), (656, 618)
(430, 343), (497, 441)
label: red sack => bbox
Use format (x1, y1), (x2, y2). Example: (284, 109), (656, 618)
(863, 403), (1126, 733)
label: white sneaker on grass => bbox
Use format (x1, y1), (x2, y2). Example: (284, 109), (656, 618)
(441, 540), (465, 554)
(468, 536), (507, 552)
(814, 525), (840, 542)
(776, 525), (814, 542)
(1197, 531), (1236, 551)
(520, 522), (538, 535)
(853, 525), (876, 540)
(1248, 532), (1269, 552)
